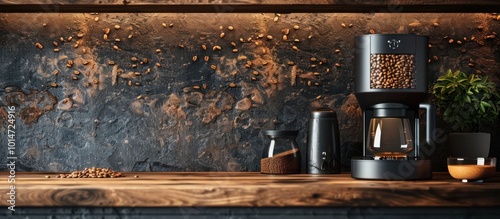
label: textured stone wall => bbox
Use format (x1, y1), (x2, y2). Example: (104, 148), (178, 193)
(0, 13), (499, 172)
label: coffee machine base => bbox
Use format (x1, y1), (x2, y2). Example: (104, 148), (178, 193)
(351, 157), (432, 180)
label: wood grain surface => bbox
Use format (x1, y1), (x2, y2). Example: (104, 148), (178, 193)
(1, 172), (500, 207)
(0, 0), (498, 12)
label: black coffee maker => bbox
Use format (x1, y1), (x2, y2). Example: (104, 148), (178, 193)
(351, 34), (435, 180)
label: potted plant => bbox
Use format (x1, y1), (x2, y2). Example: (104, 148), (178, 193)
(431, 69), (500, 157)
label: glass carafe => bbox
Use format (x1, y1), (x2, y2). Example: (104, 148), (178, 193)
(367, 118), (414, 159)
(261, 130), (301, 174)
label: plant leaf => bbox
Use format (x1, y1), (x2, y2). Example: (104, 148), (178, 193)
(465, 95), (471, 103)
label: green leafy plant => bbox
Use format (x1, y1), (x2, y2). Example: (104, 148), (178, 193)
(431, 69), (500, 132)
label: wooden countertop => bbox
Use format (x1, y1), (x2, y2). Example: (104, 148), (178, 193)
(1, 172), (500, 207)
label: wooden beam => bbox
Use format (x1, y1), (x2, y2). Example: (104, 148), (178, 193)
(0, 0), (498, 13)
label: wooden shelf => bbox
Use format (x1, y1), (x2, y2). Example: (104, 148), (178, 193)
(0, 0), (498, 13)
(1, 172), (500, 207)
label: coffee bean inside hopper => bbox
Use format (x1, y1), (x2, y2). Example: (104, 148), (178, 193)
(370, 54), (416, 89)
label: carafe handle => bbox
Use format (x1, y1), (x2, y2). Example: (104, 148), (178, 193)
(419, 103), (436, 147)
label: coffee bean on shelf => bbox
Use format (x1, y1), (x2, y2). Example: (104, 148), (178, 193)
(55, 167), (125, 179)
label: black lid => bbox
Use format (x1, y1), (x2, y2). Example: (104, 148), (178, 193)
(263, 130), (298, 138)
(310, 108), (337, 119)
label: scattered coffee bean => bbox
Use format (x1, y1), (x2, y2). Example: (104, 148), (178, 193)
(56, 167), (124, 179)
(35, 42), (43, 49)
(67, 60), (74, 68)
(213, 45), (222, 51)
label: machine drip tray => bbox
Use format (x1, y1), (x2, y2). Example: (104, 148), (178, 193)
(351, 157), (432, 180)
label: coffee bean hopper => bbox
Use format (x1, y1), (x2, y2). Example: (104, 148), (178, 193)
(351, 34), (436, 180)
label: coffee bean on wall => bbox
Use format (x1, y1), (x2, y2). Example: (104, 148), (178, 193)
(370, 54), (416, 89)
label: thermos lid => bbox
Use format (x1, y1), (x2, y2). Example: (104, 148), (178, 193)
(310, 108), (337, 119)
(263, 130), (298, 137)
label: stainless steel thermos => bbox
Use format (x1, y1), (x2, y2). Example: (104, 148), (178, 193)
(307, 108), (341, 174)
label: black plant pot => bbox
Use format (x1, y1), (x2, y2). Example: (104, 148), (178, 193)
(448, 133), (491, 158)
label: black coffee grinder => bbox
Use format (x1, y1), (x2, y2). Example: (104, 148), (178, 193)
(351, 34), (435, 180)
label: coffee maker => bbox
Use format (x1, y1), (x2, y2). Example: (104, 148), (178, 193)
(351, 34), (435, 180)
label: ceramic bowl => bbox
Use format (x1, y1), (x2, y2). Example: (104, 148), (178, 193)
(447, 157), (496, 182)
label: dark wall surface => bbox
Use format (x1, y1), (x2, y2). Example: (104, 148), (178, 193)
(0, 13), (499, 172)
